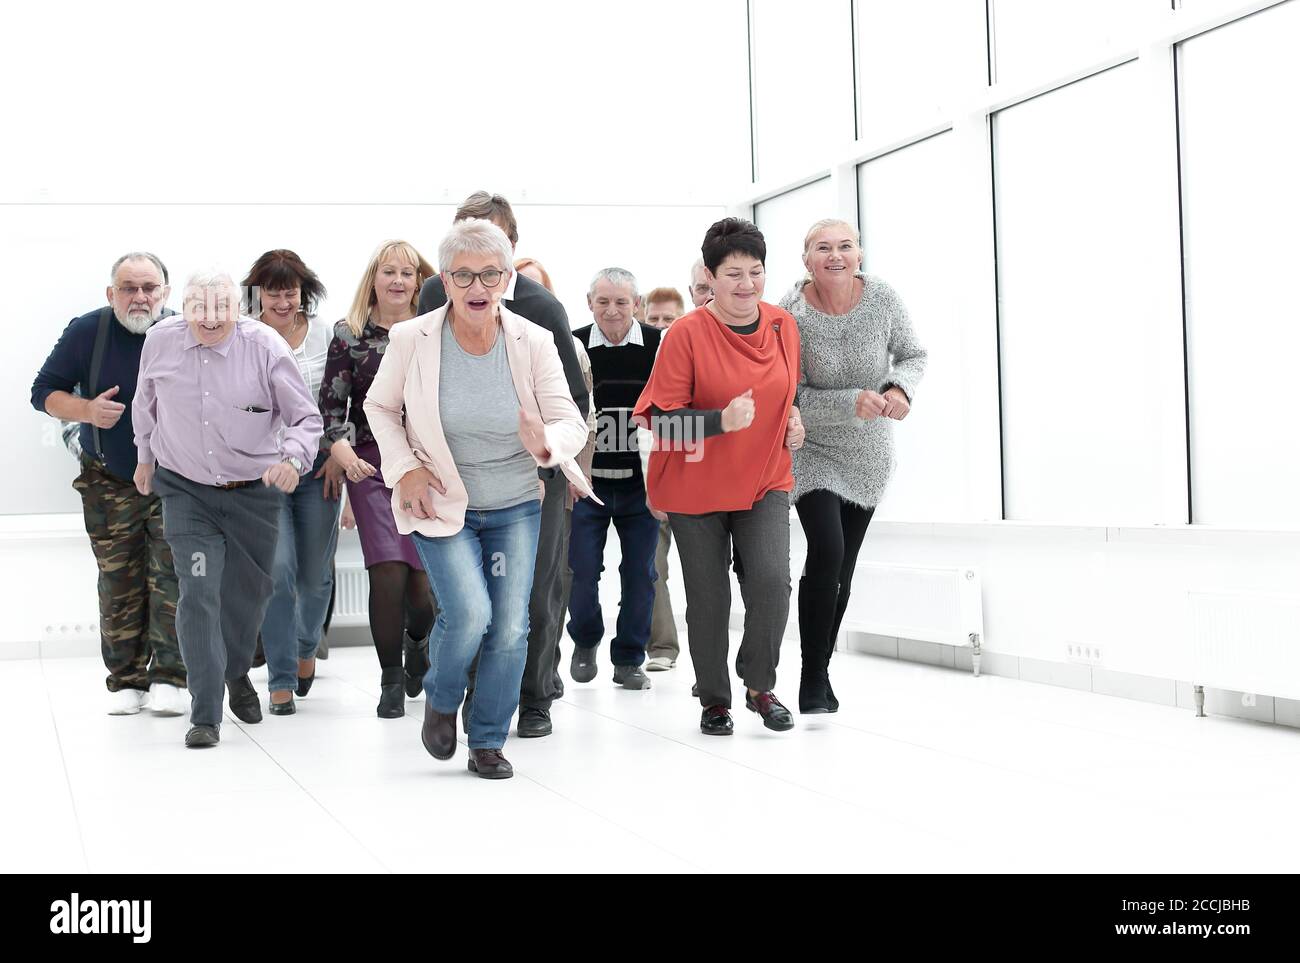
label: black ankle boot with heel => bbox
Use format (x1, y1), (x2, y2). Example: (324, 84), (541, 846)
(377, 666), (405, 718)
(403, 631), (430, 698)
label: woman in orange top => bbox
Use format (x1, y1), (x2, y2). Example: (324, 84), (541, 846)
(634, 218), (805, 736)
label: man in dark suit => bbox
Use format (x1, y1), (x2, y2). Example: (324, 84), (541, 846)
(418, 192), (587, 739)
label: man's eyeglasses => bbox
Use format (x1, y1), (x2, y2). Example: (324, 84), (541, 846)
(448, 268), (505, 289)
(116, 284), (164, 298)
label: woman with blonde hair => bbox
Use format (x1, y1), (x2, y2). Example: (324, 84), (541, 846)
(779, 218), (926, 714)
(318, 240), (439, 717)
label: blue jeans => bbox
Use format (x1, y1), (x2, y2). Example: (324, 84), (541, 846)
(261, 451), (341, 692)
(411, 500), (541, 750)
(566, 479), (659, 667)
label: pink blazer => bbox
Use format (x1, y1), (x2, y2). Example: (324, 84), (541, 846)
(363, 303), (596, 537)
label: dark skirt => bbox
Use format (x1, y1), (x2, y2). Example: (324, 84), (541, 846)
(346, 441), (423, 570)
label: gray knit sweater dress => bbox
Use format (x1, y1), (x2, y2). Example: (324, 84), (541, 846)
(779, 274), (927, 509)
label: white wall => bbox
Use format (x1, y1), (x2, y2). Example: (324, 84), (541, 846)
(3, 0), (743, 516)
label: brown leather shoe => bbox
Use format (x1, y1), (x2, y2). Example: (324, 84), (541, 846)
(421, 701), (458, 760)
(467, 748), (514, 779)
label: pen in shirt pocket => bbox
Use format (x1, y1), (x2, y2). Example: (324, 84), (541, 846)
(236, 405), (270, 413)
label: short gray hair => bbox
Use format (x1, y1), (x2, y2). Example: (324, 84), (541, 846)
(182, 269), (238, 300)
(689, 257), (706, 284)
(437, 218), (514, 274)
(588, 266), (638, 300)
(111, 251), (169, 285)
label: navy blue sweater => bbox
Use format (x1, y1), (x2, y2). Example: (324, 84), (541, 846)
(31, 307), (176, 481)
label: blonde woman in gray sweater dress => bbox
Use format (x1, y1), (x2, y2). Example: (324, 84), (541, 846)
(779, 219), (926, 714)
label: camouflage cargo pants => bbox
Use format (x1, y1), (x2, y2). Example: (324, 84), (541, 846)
(72, 458), (183, 691)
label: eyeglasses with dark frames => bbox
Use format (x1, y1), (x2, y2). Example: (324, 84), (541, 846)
(448, 268), (505, 289)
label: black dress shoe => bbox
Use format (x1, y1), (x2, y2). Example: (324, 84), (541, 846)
(296, 670), (315, 698)
(825, 678), (839, 713)
(226, 675), (262, 724)
(185, 724), (220, 748)
(516, 706), (552, 738)
(403, 631), (430, 699)
(269, 695), (296, 716)
(745, 690), (795, 731)
(377, 666), (404, 719)
(467, 748), (514, 779)
(421, 701), (458, 760)
(700, 705), (734, 736)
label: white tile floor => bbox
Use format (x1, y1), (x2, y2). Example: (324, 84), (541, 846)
(4, 636), (1299, 874)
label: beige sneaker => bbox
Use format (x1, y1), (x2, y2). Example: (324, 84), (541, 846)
(645, 656), (675, 672)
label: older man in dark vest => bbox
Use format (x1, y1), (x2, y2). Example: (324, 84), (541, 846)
(31, 253), (185, 717)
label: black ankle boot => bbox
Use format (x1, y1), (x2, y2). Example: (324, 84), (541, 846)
(403, 631), (430, 698)
(377, 666), (405, 718)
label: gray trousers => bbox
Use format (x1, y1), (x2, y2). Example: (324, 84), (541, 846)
(646, 518), (679, 660)
(153, 467), (280, 727)
(669, 490), (791, 708)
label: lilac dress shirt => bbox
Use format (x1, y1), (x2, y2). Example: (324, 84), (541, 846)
(133, 317), (323, 486)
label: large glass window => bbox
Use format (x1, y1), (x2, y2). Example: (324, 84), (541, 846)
(993, 62), (1173, 524)
(857, 134), (968, 521)
(989, 0), (1172, 86)
(1179, 1), (1300, 527)
(854, 0), (988, 139)
(753, 177), (836, 305)
(748, 0), (856, 184)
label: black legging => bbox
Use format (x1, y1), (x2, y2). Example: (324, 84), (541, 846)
(795, 489), (874, 667)
(367, 561), (436, 669)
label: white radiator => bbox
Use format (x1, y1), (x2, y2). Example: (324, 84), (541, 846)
(841, 562), (985, 675)
(1188, 590), (1300, 702)
(332, 563), (372, 626)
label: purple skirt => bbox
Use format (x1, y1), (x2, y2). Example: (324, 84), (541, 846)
(347, 441), (424, 570)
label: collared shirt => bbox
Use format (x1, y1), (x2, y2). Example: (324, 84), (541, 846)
(587, 321), (645, 349)
(133, 316), (323, 486)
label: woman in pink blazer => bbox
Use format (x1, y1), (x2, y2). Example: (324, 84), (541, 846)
(364, 219), (593, 779)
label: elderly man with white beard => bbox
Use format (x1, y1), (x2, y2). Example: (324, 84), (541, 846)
(32, 253), (188, 717)
(132, 270), (322, 748)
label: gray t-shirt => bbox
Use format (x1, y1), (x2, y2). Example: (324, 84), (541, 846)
(439, 322), (539, 511)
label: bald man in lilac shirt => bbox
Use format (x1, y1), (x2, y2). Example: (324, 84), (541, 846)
(133, 270), (323, 748)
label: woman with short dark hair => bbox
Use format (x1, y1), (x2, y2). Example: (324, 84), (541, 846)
(243, 250), (339, 715)
(634, 218), (805, 736)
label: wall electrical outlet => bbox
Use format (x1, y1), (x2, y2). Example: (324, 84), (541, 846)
(1066, 643), (1104, 666)
(41, 622), (101, 643)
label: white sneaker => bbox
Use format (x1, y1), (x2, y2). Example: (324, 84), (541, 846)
(107, 689), (146, 715)
(645, 656), (676, 672)
(148, 683), (187, 717)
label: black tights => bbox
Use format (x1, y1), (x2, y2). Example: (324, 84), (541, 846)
(795, 489), (874, 667)
(367, 561), (436, 669)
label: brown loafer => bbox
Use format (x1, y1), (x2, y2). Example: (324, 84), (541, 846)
(421, 701), (458, 760)
(467, 748), (514, 779)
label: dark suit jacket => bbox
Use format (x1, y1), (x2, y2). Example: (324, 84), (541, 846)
(418, 273), (588, 418)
